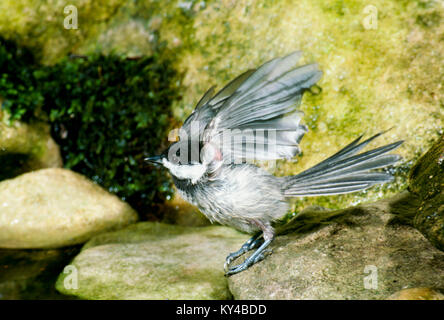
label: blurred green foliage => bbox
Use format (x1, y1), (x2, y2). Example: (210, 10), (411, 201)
(0, 37), (179, 219)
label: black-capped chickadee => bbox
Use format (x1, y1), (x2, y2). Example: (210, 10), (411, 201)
(146, 52), (402, 275)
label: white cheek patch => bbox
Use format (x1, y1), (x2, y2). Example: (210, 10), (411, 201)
(162, 159), (206, 184)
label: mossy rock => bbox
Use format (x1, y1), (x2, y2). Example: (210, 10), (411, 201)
(408, 136), (444, 251)
(55, 222), (249, 300)
(0, 0), (126, 63)
(0, 110), (62, 180)
(409, 135), (444, 200)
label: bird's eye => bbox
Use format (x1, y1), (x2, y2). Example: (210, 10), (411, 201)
(170, 149), (180, 164)
(166, 142), (187, 164)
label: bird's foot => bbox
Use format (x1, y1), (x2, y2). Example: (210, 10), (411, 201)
(224, 234), (263, 272)
(225, 240), (272, 276)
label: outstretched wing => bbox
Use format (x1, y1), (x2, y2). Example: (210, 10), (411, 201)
(180, 68), (255, 139)
(180, 51), (322, 164)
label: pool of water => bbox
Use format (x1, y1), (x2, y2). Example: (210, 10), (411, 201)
(0, 246), (81, 299)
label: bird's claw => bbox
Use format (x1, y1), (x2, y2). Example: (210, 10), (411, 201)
(224, 256), (235, 273)
(223, 235), (263, 273)
(224, 249), (247, 272)
(225, 249), (272, 276)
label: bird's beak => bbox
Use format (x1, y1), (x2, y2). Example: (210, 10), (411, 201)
(144, 155), (163, 165)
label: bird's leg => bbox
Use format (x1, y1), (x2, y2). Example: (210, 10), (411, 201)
(225, 221), (275, 276)
(224, 232), (262, 272)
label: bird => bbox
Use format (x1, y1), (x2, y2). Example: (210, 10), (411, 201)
(145, 51), (403, 276)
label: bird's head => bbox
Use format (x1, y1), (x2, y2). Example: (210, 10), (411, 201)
(145, 139), (210, 183)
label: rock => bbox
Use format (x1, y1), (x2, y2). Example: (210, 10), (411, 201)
(382, 191), (421, 226)
(408, 136), (444, 251)
(160, 192), (212, 227)
(96, 20), (155, 58)
(0, 0), (125, 63)
(409, 135), (444, 200)
(387, 288), (444, 300)
(0, 110), (62, 180)
(0, 247), (80, 299)
(0, 168), (138, 249)
(228, 198), (444, 299)
(55, 222), (249, 299)
(414, 194), (444, 252)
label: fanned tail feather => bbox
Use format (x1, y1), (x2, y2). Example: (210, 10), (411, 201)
(283, 133), (403, 197)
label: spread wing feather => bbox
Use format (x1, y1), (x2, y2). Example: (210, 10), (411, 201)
(180, 51), (322, 163)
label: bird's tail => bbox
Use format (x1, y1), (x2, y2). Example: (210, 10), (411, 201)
(282, 132), (403, 197)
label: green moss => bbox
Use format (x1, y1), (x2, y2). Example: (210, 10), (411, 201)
(416, 11), (442, 28)
(0, 37), (180, 218)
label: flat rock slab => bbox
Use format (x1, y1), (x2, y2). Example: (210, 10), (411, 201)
(228, 200), (444, 299)
(0, 168), (138, 248)
(56, 222), (249, 299)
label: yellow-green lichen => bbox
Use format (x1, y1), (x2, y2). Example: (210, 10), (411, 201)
(0, 0), (126, 63)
